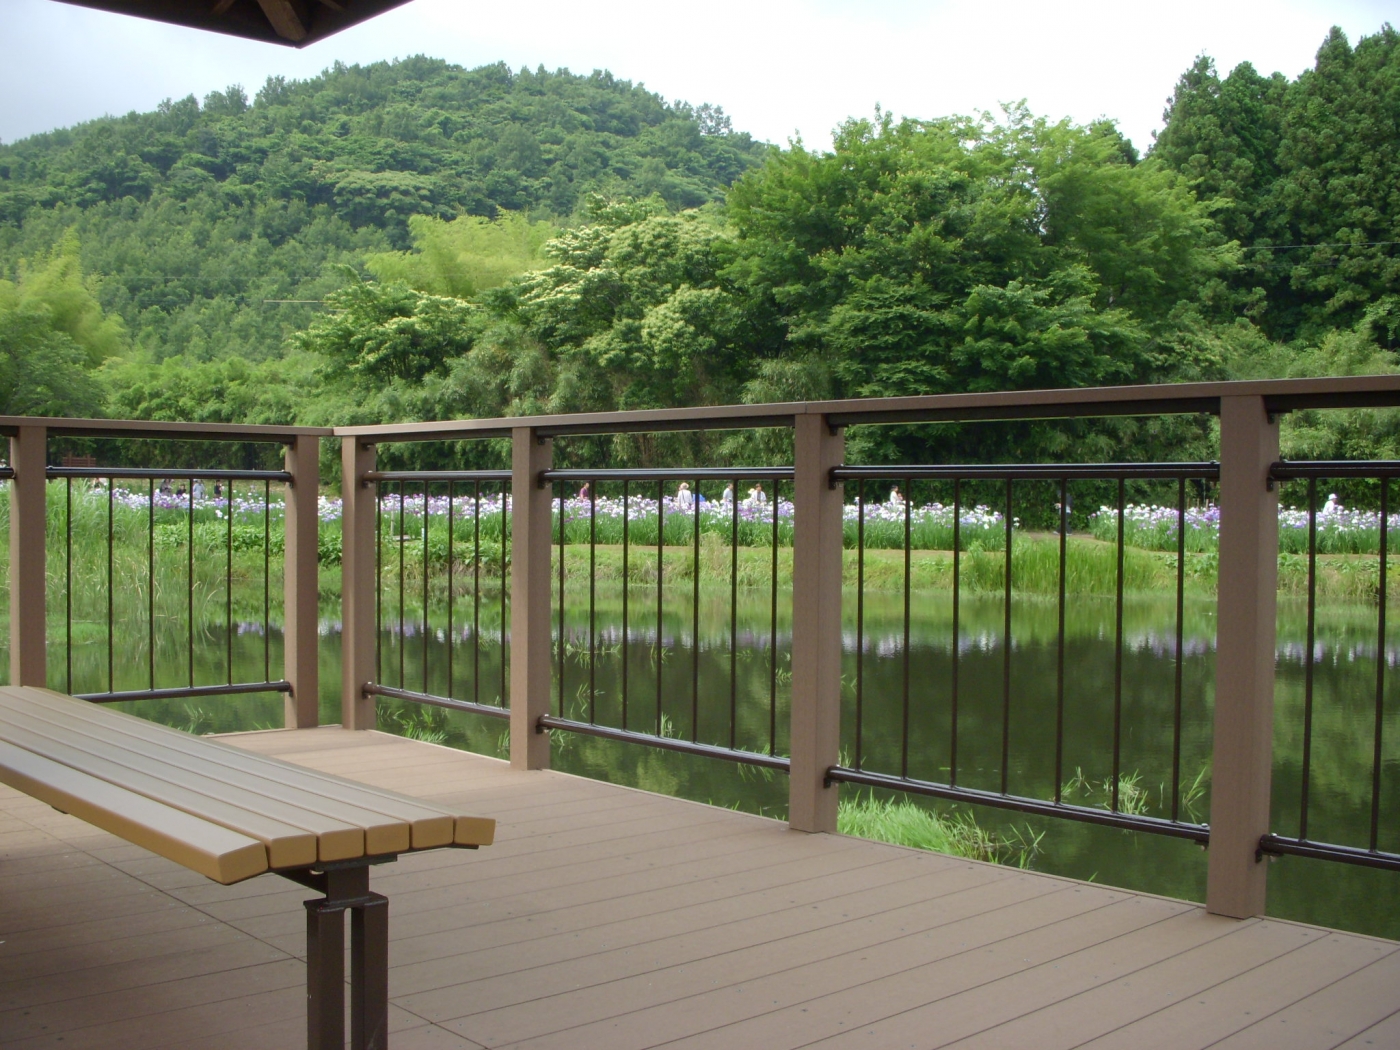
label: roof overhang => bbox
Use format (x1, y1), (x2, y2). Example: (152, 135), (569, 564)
(53, 0), (415, 47)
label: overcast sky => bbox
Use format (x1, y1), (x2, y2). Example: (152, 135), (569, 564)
(1, 0), (1394, 153)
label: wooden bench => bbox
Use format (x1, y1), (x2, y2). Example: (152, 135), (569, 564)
(0, 685), (494, 1050)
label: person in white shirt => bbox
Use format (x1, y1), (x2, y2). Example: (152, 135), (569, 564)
(721, 482), (734, 506)
(676, 482), (694, 511)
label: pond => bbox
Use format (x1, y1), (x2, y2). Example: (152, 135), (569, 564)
(44, 575), (1400, 942)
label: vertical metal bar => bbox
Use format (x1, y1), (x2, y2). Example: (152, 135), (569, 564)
(730, 478), (739, 750)
(622, 479), (630, 730)
(500, 482), (507, 707)
(1300, 477), (1318, 841)
(67, 478), (74, 695)
(589, 481), (597, 724)
(1001, 477), (1012, 795)
(349, 897), (389, 1050)
(558, 482), (566, 717)
(855, 479), (865, 771)
(398, 482), (406, 690)
(657, 479), (664, 737)
(951, 477), (961, 788)
(262, 478), (270, 686)
(770, 478), (779, 757)
(304, 899), (345, 1050)
(692, 478), (700, 743)
(447, 481), (455, 699)
(148, 479), (156, 691)
(469, 481), (480, 703)
(108, 476), (114, 693)
(1172, 475), (1187, 822)
(1112, 476), (1125, 811)
(150, 481), (157, 694)
(1373, 477), (1389, 852)
(187, 481), (194, 689)
(1055, 477), (1067, 804)
(375, 481), (382, 688)
(226, 478), (233, 685)
(901, 479), (912, 780)
(421, 482), (430, 696)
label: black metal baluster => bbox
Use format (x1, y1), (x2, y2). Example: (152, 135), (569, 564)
(67, 478), (74, 695)
(108, 476), (114, 693)
(951, 477), (961, 787)
(622, 480), (630, 731)
(1112, 477), (1125, 812)
(657, 480), (664, 737)
(1171, 476), (1187, 822)
(187, 481), (194, 689)
(421, 482), (430, 696)
(855, 479), (865, 771)
(151, 478), (157, 691)
(692, 479), (700, 743)
(1300, 477), (1318, 841)
(447, 481), (455, 700)
(226, 478), (234, 685)
(375, 482), (382, 685)
(769, 479), (779, 757)
(262, 479), (270, 686)
(730, 478), (739, 751)
(1054, 477), (1067, 804)
(902, 478), (911, 780)
(499, 484), (507, 706)
(558, 483), (566, 717)
(398, 482), (406, 690)
(1372, 477), (1389, 852)
(589, 481), (597, 724)
(1001, 477), (1012, 795)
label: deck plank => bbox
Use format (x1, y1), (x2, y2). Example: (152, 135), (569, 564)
(1, 727), (1395, 1050)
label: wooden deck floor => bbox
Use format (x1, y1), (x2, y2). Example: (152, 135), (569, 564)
(2, 727), (1398, 1050)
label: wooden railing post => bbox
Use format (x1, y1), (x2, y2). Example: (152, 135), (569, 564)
(509, 426), (552, 770)
(1207, 395), (1280, 917)
(9, 424), (47, 689)
(341, 438), (377, 730)
(284, 435), (320, 728)
(789, 413), (844, 832)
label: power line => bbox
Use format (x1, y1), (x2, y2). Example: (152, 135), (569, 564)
(1239, 241), (1400, 250)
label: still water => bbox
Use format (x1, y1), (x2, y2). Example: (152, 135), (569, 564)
(52, 580), (1400, 941)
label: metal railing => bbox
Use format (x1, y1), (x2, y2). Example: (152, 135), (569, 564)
(2, 417), (327, 725)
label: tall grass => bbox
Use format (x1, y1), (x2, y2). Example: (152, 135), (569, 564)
(837, 792), (1043, 867)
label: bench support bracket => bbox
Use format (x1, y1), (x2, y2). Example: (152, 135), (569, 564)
(281, 859), (393, 1050)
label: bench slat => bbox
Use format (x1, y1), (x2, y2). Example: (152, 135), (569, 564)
(0, 692), (410, 857)
(0, 740), (268, 884)
(0, 716), (323, 868)
(0, 689), (478, 850)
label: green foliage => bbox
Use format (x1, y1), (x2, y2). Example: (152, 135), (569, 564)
(365, 211), (555, 297)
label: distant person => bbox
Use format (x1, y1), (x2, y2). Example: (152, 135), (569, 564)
(676, 482), (694, 511)
(578, 482), (590, 500)
(888, 485), (904, 507)
(747, 482), (767, 507)
(192, 479), (205, 500)
(721, 482), (734, 506)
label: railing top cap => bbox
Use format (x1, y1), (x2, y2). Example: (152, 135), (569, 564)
(333, 375), (1400, 442)
(0, 417), (333, 442)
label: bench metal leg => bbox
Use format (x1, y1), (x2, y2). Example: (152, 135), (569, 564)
(287, 860), (393, 1050)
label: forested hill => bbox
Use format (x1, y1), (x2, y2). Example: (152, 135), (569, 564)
(0, 58), (764, 365)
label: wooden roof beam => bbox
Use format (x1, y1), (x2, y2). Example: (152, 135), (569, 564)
(255, 0), (307, 41)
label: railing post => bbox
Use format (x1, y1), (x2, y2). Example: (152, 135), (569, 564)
(789, 413), (844, 832)
(509, 426), (552, 770)
(1207, 395), (1280, 917)
(8, 425), (47, 689)
(341, 438), (377, 730)
(284, 435), (321, 728)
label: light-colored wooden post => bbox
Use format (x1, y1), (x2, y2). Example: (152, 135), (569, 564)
(341, 438), (377, 730)
(789, 413), (845, 832)
(1207, 395), (1280, 917)
(283, 435), (321, 728)
(509, 426), (552, 770)
(9, 425), (47, 689)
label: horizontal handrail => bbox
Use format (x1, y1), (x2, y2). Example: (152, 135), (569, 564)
(335, 376), (1400, 443)
(826, 766), (1212, 843)
(0, 466), (12, 480)
(364, 684), (510, 721)
(1258, 834), (1400, 873)
(536, 715), (792, 770)
(365, 470), (512, 483)
(48, 467), (293, 482)
(1271, 460), (1400, 480)
(542, 467), (795, 482)
(77, 681), (293, 704)
(0, 416), (330, 442)
(833, 462), (1220, 481)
